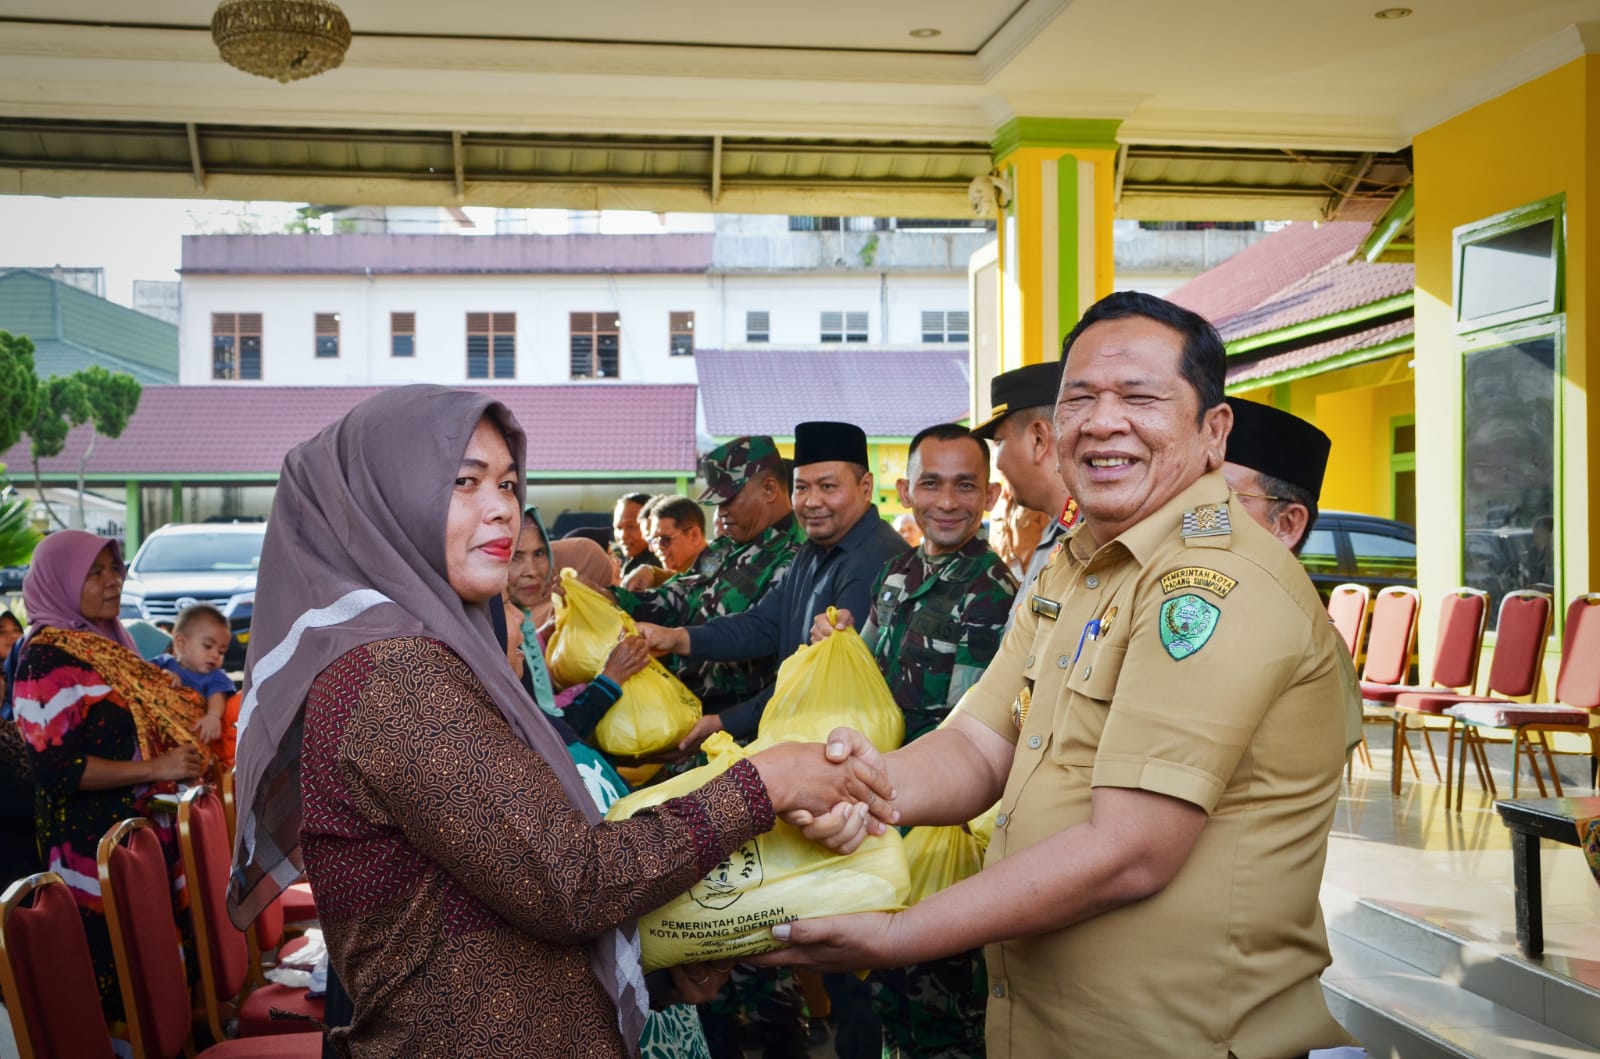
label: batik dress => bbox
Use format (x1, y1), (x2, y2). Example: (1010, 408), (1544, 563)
(12, 626), (207, 1029)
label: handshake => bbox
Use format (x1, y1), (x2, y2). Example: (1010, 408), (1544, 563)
(746, 726), (899, 854)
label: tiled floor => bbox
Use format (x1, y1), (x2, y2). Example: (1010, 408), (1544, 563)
(1328, 741), (1600, 992)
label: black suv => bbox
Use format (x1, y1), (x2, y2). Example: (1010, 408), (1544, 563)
(1299, 511), (1417, 601)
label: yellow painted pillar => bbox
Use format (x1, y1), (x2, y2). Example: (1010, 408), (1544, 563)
(991, 118), (1121, 372)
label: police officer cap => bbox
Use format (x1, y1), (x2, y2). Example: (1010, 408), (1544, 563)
(695, 435), (782, 504)
(1225, 398), (1332, 502)
(793, 421), (869, 468)
(970, 360), (1065, 440)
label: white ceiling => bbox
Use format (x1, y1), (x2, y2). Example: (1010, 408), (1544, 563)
(0, 0), (1595, 212)
(3, 0), (1596, 146)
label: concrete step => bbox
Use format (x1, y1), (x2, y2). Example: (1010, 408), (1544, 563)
(1322, 890), (1600, 1058)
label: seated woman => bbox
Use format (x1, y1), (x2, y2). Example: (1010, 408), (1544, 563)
(11, 531), (209, 1036)
(227, 385), (892, 1058)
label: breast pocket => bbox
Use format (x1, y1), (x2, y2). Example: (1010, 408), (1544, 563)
(1054, 639), (1127, 765)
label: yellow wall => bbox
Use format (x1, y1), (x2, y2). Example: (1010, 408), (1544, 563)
(1413, 56), (1595, 677)
(1233, 354), (1415, 518)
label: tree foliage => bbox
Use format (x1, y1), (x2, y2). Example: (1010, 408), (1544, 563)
(0, 330), (40, 457)
(27, 367), (141, 531)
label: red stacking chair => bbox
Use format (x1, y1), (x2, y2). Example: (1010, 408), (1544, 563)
(179, 786), (326, 1042)
(98, 816), (321, 1059)
(1394, 590), (1553, 811)
(0, 871), (115, 1059)
(1446, 593), (1600, 804)
(1327, 583), (1371, 661)
(1349, 586), (1421, 772)
(1379, 588), (1489, 795)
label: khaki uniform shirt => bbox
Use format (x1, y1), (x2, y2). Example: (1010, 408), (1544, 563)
(957, 471), (1353, 1058)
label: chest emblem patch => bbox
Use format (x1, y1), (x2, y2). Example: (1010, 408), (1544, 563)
(1159, 593), (1220, 660)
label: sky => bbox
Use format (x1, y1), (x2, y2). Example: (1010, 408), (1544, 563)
(1, 196), (314, 307)
(0, 197), (700, 309)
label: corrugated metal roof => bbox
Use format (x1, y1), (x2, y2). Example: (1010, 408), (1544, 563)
(1165, 222), (1371, 329)
(0, 269), (178, 382)
(0, 384), (699, 478)
(697, 349), (970, 438)
(181, 233), (715, 274)
(1226, 318), (1413, 387)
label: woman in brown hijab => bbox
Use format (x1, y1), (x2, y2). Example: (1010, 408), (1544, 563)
(228, 385), (892, 1058)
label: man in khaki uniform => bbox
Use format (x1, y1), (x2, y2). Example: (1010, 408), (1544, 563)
(760, 292), (1356, 1058)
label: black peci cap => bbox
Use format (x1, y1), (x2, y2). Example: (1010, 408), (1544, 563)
(1224, 398), (1332, 501)
(793, 421), (869, 467)
(970, 360), (1065, 440)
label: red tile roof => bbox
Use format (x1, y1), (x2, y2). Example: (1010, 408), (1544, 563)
(1216, 259), (1415, 342)
(1167, 222), (1371, 329)
(0, 385), (699, 478)
(696, 349), (970, 438)
(1226, 317), (1413, 387)
(181, 234), (715, 274)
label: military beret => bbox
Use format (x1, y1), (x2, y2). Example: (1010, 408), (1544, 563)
(695, 435), (782, 504)
(1225, 398), (1332, 502)
(793, 421), (869, 468)
(970, 360), (1065, 440)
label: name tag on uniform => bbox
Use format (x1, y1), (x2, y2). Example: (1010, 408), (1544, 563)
(1030, 593), (1061, 620)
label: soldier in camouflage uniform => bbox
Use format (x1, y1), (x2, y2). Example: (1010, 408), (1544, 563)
(618, 436), (811, 1059)
(814, 423), (1017, 1059)
(615, 436), (803, 718)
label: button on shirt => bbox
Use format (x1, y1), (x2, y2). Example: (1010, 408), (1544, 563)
(686, 505), (908, 739)
(956, 470), (1354, 1058)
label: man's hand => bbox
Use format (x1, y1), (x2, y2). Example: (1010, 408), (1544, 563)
(621, 566), (658, 592)
(676, 714), (724, 756)
(783, 800), (882, 854)
(808, 608), (854, 644)
(636, 623), (690, 657)
(748, 731), (897, 827)
(747, 912), (903, 972)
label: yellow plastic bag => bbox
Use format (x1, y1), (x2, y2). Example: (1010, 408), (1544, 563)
(607, 733), (910, 971)
(546, 570), (701, 757)
(901, 824), (984, 906)
(757, 607), (904, 753)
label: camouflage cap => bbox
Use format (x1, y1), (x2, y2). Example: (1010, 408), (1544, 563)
(696, 435), (781, 504)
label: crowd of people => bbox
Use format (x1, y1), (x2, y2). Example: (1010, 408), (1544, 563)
(0, 289), (1364, 1058)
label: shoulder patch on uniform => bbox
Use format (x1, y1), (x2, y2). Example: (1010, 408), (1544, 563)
(1159, 594), (1221, 660)
(1159, 566), (1237, 598)
(1180, 502), (1231, 539)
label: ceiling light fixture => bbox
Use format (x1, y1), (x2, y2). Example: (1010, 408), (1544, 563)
(1373, 7), (1413, 19)
(909, 27), (942, 39)
(211, 0), (352, 83)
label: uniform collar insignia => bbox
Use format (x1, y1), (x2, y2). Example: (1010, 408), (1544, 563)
(1180, 502), (1232, 539)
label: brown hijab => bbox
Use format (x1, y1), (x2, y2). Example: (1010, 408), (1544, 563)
(528, 537), (619, 627)
(227, 385), (648, 1047)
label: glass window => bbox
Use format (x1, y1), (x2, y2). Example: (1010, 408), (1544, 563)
(571, 312), (621, 378)
(391, 311), (415, 357)
(1349, 530), (1417, 581)
(670, 311), (694, 357)
(746, 310), (770, 343)
(1459, 219), (1557, 327)
(1299, 527), (1340, 579)
(1462, 334), (1556, 625)
(211, 313), (262, 380)
(314, 313), (340, 358)
(467, 312), (515, 380)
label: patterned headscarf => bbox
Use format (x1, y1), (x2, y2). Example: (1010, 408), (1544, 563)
(227, 385), (648, 1048)
(20, 530), (137, 652)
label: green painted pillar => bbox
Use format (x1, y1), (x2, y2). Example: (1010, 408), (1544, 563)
(171, 482), (183, 523)
(124, 482), (142, 552)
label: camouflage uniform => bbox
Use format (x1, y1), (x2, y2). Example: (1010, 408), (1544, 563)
(861, 536), (1017, 1059)
(862, 537), (1019, 742)
(614, 515), (803, 714)
(619, 435), (811, 1059)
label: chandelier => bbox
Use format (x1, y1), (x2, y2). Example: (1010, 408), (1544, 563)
(211, 0), (352, 83)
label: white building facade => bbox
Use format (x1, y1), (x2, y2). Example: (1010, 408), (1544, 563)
(176, 213), (991, 388)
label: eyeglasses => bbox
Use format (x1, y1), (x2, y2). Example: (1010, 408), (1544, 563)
(649, 534), (678, 548)
(1231, 489), (1290, 504)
